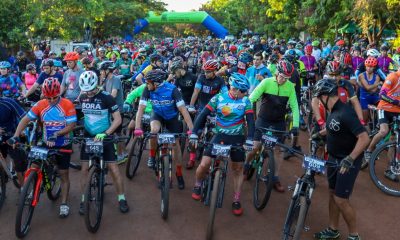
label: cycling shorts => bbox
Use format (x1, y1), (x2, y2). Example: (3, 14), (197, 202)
(80, 142), (116, 163)
(378, 110), (399, 125)
(327, 155), (362, 199)
(254, 118), (286, 142)
(52, 144), (72, 170)
(151, 113), (183, 133)
(203, 133), (245, 162)
(359, 94), (380, 110)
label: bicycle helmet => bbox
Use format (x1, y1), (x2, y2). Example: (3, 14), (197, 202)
(149, 54), (162, 63)
(343, 52), (352, 65)
(98, 61), (116, 71)
(269, 54), (279, 63)
(202, 59), (219, 71)
(226, 56), (238, 65)
(120, 48), (129, 54)
(288, 39), (297, 46)
(276, 59), (294, 78)
(81, 57), (92, 65)
(284, 49), (297, 63)
(42, 77), (61, 97)
(367, 49), (380, 58)
(312, 78), (338, 97)
(79, 71), (98, 91)
(17, 51), (24, 57)
(238, 52), (253, 64)
(53, 60), (62, 68)
(353, 46), (361, 52)
(295, 43), (303, 50)
(326, 61), (341, 75)
(26, 63), (36, 71)
(0, 61), (11, 69)
(380, 45), (389, 51)
(206, 46), (214, 52)
(173, 47), (182, 56)
(312, 40), (320, 47)
(98, 47), (106, 52)
(170, 59), (184, 72)
(41, 59), (54, 67)
(304, 45), (313, 54)
(144, 69), (167, 85)
(365, 56), (378, 67)
(396, 47), (400, 54)
(63, 52), (79, 61)
(229, 45), (237, 52)
(336, 39), (345, 46)
(229, 73), (250, 91)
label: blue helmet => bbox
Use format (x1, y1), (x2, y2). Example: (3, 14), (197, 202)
(229, 73), (250, 91)
(238, 52), (253, 64)
(0, 61), (11, 69)
(53, 60), (63, 67)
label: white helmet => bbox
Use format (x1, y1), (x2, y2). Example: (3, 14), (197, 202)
(120, 48), (129, 54)
(367, 49), (380, 58)
(79, 71), (98, 92)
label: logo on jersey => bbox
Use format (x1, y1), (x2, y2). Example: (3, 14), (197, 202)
(82, 103), (101, 110)
(329, 119), (340, 132)
(221, 105), (232, 116)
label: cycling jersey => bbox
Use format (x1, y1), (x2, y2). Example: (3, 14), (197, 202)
(174, 71), (196, 105)
(28, 98), (77, 147)
(299, 55), (316, 71)
(377, 56), (395, 74)
(24, 72), (38, 89)
(377, 71), (400, 113)
(61, 68), (84, 101)
(0, 97), (25, 134)
(245, 64), (272, 94)
(140, 82), (185, 120)
(115, 58), (132, 76)
(352, 56), (364, 72)
(79, 90), (119, 136)
(0, 74), (24, 97)
(194, 74), (228, 109)
(205, 91), (254, 136)
(249, 77), (299, 127)
(125, 84), (152, 113)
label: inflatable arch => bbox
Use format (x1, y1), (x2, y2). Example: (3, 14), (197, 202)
(133, 11), (229, 38)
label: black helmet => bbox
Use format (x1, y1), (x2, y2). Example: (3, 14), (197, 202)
(173, 47), (182, 57)
(144, 69), (167, 85)
(41, 59), (54, 67)
(284, 49), (297, 63)
(98, 61), (116, 71)
(206, 45), (214, 52)
(269, 54), (279, 63)
(170, 59), (184, 72)
(17, 51), (24, 57)
(312, 78), (338, 98)
(149, 54), (162, 63)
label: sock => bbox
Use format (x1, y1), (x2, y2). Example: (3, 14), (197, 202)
(195, 180), (202, 187)
(118, 194), (126, 201)
(176, 165), (182, 176)
(189, 152), (196, 161)
(233, 192), (241, 202)
(81, 194), (85, 202)
(150, 149), (156, 157)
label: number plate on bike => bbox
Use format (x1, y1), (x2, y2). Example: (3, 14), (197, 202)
(261, 134), (277, 147)
(142, 114), (151, 125)
(303, 156), (326, 174)
(158, 134), (175, 144)
(28, 147), (49, 160)
(211, 144), (231, 157)
(85, 140), (103, 154)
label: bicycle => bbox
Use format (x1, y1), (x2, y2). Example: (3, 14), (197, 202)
(194, 113), (216, 162)
(75, 136), (128, 233)
(198, 142), (244, 240)
(369, 115), (400, 196)
(15, 144), (71, 238)
(152, 131), (186, 220)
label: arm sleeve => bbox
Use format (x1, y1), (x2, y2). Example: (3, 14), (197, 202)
(139, 87), (150, 107)
(64, 100), (77, 124)
(106, 95), (119, 114)
(192, 107), (212, 134)
(125, 84), (144, 104)
(289, 84), (300, 128)
(245, 98), (255, 139)
(249, 78), (268, 103)
(27, 102), (41, 120)
(194, 75), (203, 89)
(379, 78), (399, 105)
(376, 68), (386, 81)
(172, 88), (185, 107)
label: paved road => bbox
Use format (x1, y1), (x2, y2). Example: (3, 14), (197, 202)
(0, 132), (399, 240)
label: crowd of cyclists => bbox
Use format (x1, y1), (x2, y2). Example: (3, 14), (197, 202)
(1, 34), (400, 240)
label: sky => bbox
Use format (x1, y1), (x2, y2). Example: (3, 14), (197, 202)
(161, 0), (209, 12)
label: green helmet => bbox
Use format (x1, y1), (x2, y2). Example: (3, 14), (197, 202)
(312, 40), (320, 47)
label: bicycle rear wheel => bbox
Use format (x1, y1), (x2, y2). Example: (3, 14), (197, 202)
(85, 168), (104, 233)
(126, 138), (143, 179)
(253, 150), (275, 210)
(160, 155), (170, 219)
(369, 142), (400, 196)
(15, 171), (37, 238)
(0, 169), (6, 211)
(47, 167), (61, 201)
(206, 169), (220, 240)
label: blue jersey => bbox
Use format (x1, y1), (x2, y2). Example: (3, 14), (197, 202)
(0, 97), (25, 135)
(140, 82), (185, 120)
(0, 74), (23, 97)
(206, 91), (253, 135)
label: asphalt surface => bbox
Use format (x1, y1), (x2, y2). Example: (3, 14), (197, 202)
(0, 131), (399, 240)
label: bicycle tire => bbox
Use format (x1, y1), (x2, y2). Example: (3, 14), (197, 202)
(0, 169), (6, 211)
(253, 150), (275, 210)
(206, 169), (221, 240)
(15, 171), (37, 238)
(160, 155), (170, 220)
(246, 165), (255, 180)
(126, 138), (143, 179)
(47, 167), (62, 201)
(369, 141), (400, 196)
(282, 194), (301, 240)
(12, 177), (21, 189)
(85, 168), (104, 233)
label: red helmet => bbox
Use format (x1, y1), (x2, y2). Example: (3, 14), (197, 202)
(304, 45), (313, 54)
(365, 56), (378, 67)
(276, 59), (294, 78)
(42, 77), (61, 97)
(326, 61), (341, 75)
(396, 47), (400, 54)
(202, 59), (219, 71)
(63, 52), (79, 61)
(336, 39), (345, 46)
(343, 52), (352, 65)
(229, 45), (237, 52)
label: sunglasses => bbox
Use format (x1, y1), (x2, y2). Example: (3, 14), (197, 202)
(205, 71), (214, 74)
(46, 96), (59, 101)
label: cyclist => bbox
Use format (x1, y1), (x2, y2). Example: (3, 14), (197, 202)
(377, 45), (398, 75)
(185, 44), (201, 74)
(135, 54), (163, 85)
(190, 73), (255, 216)
(300, 45), (318, 86)
(13, 51), (30, 75)
(0, 61), (26, 98)
(355, 48), (386, 81)
(134, 69), (194, 190)
(216, 56), (238, 79)
(115, 49), (132, 77)
(9, 78), (77, 218)
(268, 54), (279, 76)
(61, 52), (84, 102)
(200, 46), (216, 65)
(237, 52), (253, 75)
(92, 47), (108, 69)
(312, 78), (369, 240)
(78, 70), (130, 214)
(311, 40), (321, 62)
(25, 59), (63, 99)
(245, 59), (299, 192)
(246, 52), (272, 95)
(351, 46), (364, 72)
(22, 63), (38, 93)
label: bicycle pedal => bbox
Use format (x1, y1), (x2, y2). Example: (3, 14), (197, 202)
(304, 226), (310, 232)
(287, 185), (294, 191)
(104, 182), (113, 186)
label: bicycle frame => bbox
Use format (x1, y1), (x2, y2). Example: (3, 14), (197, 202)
(204, 156), (228, 207)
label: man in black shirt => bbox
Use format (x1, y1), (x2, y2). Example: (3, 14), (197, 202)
(169, 59), (196, 105)
(312, 78), (369, 240)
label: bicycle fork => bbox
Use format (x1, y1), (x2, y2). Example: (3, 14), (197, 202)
(24, 168), (43, 207)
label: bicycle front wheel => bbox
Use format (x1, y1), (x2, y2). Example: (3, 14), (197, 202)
(15, 171), (38, 238)
(160, 155), (170, 220)
(85, 168), (104, 233)
(369, 141), (400, 196)
(126, 137), (144, 179)
(206, 169), (221, 240)
(47, 167), (61, 201)
(253, 150), (275, 210)
(282, 195), (309, 240)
